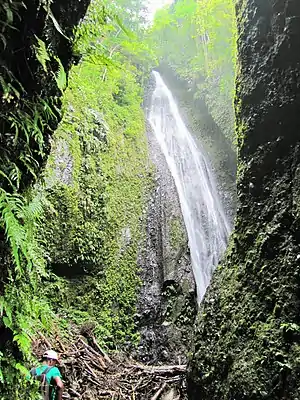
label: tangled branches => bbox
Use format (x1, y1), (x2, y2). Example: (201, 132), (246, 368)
(34, 329), (188, 400)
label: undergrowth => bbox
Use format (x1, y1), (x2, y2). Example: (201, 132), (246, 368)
(38, 59), (152, 350)
(0, 0), (76, 396)
(0, 1), (152, 397)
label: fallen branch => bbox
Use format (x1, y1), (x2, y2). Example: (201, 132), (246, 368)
(92, 335), (113, 364)
(151, 382), (167, 400)
(134, 364), (187, 375)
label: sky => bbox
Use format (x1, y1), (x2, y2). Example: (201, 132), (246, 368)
(147, 0), (173, 21)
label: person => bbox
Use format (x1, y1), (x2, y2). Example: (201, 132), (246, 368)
(30, 349), (64, 400)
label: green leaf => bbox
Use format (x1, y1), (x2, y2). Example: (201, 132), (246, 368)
(53, 57), (67, 91)
(3, 316), (12, 329)
(48, 10), (69, 40)
(34, 36), (50, 72)
(114, 14), (134, 39)
(15, 363), (29, 376)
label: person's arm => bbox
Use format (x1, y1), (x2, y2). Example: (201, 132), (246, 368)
(53, 376), (64, 400)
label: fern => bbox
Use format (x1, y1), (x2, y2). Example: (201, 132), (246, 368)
(53, 57), (67, 91)
(19, 153), (38, 179)
(34, 36), (50, 72)
(8, 163), (22, 190)
(0, 1), (61, 392)
(0, 190), (26, 273)
(0, 189), (47, 277)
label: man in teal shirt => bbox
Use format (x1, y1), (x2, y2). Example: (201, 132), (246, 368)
(30, 349), (64, 400)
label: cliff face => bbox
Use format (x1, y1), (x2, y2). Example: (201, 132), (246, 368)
(0, 0), (90, 192)
(157, 66), (236, 225)
(0, 2), (90, 396)
(135, 116), (196, 365)
(34, 60), (151, 351)
(188, 1), (300, 399)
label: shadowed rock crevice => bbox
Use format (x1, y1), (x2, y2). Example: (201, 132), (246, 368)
(0, 0), (91, 191)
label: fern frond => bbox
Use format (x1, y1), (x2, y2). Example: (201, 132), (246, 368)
(34, 36), (50, 72)
(9, 163), (22, 190)
(0, 170), (14, 189)
(0, 190), (25, 272)
(19, 153), (39, 179)
(53, 57), (66, 92)
(23, 194), (44, 221)
(0, 33), (7, 50)
(40, 98), (58, 121)
(0, 189), (47, 278)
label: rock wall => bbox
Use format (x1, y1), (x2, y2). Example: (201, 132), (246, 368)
(0, 2), (90, 396)
(188, 1), (300, 399)
(157, 66), (236, 225)
(36, 61), (151, 350)
(135, 118), (197, 365)
(135, 78), (197, 365)
(0, 0), (90, 191)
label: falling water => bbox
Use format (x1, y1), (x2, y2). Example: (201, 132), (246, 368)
(149, 71), (231, 301)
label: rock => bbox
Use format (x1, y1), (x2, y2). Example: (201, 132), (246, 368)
(188, 1), (300, 399)
(88, 108), (109, 143)
(0, 0), (91, 191)
(136, 81), (197, 364)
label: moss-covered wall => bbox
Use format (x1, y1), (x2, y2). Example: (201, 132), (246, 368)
(188, 1), (300, 399)
(0, 2), (91, 396)
(36, 61), (152, 350)
(0, 0), (90, 192)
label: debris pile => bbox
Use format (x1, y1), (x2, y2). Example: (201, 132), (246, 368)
(33, 329), (187, 400)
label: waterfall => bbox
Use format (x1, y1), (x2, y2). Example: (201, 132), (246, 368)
(148, 71), (231, 301)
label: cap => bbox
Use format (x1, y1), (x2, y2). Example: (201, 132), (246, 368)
(43, 349), (59, 361)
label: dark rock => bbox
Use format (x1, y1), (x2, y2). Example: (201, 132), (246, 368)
(188, 1), (300, 399)
(0, 0), (91, 191)
(136, 84), (197, 364)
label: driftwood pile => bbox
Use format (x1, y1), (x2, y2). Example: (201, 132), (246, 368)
(34, 329), (187, 400)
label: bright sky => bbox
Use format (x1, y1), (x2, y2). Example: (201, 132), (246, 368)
(147, 0), (173, 21)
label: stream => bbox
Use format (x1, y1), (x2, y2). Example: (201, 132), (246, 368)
(148, 71), (231, 301)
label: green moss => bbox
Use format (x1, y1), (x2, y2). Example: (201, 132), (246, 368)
(37, 61), (153, 350)
(169, 217), (186, 251)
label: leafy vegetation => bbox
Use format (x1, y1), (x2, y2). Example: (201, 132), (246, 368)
(0, 0), (88, 396)
(149, 0), (237, 144)
(1, 0), (153, 396)
(0, 0), (237, 397)
(38, 57), (151, 349)
(0, 0), (70, 192)
(0, 1), (72, 394)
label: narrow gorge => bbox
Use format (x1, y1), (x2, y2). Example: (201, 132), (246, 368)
(1, 0), (300, 399)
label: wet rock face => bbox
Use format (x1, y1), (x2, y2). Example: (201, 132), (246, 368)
(157, 65), (237, 227)
(135, 119), (197, 364)
(0, 0), (90, 191)
(136, 80), (197, 364)
(188, 1), (300, 399)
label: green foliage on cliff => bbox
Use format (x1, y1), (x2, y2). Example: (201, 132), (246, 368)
(0, 1), (81, 396)
(39, 57), (151, 349)
(0, 0), (152, 396)
(0, 1), (72, 192)
(149, 0), (237, 144)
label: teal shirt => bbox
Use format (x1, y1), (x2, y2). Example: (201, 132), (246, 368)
(33, 365), (62, 400)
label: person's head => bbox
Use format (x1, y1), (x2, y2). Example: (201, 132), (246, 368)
(42, 350), (59, 366)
